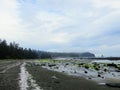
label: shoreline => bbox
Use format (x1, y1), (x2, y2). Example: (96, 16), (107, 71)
(26, 65), (120, 90)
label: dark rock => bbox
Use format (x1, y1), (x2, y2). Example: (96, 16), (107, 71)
(54, 80), (60, 84)
(84, 71), (88, 73)
(41, 63), (46, 66)
(88, 77), (92, 79)
(101, 76), (104, 79)
(104, 68), (107, 72)
(48, 64), (56, 67)
(85, 66), (89, 69)
(98, 74), (101, 77)
(107, 63), (117, 68)
(65, 63), (69, 65)
(115, 70), (120, 72)
(78, 63), (84, 67)
(54, 66), (59, 69)
(106, 83), (120, 88)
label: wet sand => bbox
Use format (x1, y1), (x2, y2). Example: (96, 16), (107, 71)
(0, 65), (20, 90)
(27, 65), (120, 90)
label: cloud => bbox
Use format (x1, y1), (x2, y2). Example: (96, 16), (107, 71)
(92, 0), (120, 9)
(0, 0), (120, 56)
(36, 12), (73, 31)
(0, 0), (21, 40)
(82, 11), (120, 38)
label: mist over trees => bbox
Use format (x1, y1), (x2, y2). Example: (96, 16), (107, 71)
(0, 39), (95, 60)
(37, 52), (95, 59)
(50, 52), (95, 58)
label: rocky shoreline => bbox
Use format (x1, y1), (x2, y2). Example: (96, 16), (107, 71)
(26, 62), (120, 90)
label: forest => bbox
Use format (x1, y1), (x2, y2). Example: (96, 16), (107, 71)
(0, 39), (38, 59)
(0, 39), (95, 59)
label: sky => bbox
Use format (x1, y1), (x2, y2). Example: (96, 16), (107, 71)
(0, 0), (120, 57)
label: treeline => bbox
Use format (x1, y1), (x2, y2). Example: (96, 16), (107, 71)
(50, 52), (95, 58)
(0, 39), (38, 59)
(37, 51), (52, 59)
(37, 52), (95, 59)
(0, 39), (96, 60)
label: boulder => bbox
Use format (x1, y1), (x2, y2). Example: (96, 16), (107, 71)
(106, 83), (120, 88)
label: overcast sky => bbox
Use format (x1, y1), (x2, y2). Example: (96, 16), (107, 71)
(0, 0), (120, 57)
